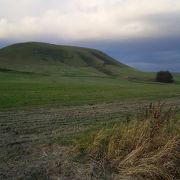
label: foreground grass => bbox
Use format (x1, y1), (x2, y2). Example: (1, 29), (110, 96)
(0, 71), (180, 110)
(0, 99), (179, 179)
(74, 104), (180, 179)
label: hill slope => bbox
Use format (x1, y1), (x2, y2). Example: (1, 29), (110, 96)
(0, 42), (179, 110)
(0, 42), (150, 79)
(0, 42), (123, 76)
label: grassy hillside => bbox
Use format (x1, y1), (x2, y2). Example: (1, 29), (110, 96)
(0, 42), (152, 80)
(0, 42), (179, 110)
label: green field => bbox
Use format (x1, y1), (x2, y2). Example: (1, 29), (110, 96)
(0, 70), (180, 110)
(0, 42), (179, 110)
(0, 42), (180, 179)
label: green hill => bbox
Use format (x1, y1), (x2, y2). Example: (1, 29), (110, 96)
(0, 42), (151, 80)
(0, 42), (180, 110)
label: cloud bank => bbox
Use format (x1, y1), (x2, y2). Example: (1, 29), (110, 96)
(1, 0), (180, 40)
(0, 0), (180, 71)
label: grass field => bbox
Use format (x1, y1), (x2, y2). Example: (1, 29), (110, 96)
(1, 42), (179, 110)
(0, 42), (180, 179)
(0, 70), (180, 110)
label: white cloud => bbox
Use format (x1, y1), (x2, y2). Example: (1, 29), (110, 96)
(0, 0), (180, 41)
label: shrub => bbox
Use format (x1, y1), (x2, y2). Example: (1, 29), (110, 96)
(155, 71), (174, 83)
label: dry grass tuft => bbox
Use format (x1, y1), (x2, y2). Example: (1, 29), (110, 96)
(78, 103), (180, 179)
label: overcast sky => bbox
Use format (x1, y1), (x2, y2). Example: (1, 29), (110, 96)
(0, 0), (180, 72)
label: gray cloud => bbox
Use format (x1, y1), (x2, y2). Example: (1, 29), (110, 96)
(0, 0), (180, 72)
(1, 0), (180, 40)
(75, 36), (180, 72)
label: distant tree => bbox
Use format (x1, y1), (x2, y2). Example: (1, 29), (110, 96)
(155, 71), (174, 83)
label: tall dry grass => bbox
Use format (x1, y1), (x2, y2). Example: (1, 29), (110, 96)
(78, 103), (180, 179)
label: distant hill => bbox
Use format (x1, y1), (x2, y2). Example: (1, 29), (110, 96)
(0, 42), (152, 79)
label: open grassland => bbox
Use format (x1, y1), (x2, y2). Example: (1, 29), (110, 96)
(0, 42), (180, 179)
(1, 42), (179, 111)
(0, 70), (180, 179)
(0, 71), (180, 110)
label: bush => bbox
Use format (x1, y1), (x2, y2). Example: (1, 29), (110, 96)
(156, 71), (174, 83)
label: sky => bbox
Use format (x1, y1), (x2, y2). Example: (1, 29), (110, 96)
(0, 0), (180, 72)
